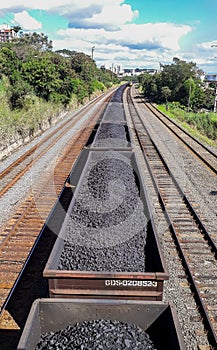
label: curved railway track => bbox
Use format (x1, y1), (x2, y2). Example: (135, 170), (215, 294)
(0, 92), (112, 328)
(127, 87), (217, 347)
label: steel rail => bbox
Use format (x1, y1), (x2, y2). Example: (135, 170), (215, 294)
(0, 94), (111, 324)
(144, 101), (217, 175)
(0, 91), (114, 198)
(127, 87), (217, 348)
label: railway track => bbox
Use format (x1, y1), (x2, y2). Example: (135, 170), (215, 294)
(0, 92), (111, 329)
(127, 87), (217, 347)
(1, 83), (216, 349)
(144, 99), (217, 176)
(0, 92), (114, 198)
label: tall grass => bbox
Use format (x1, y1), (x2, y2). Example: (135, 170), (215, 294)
(157, 103), (217, 147)
(0, 75), (107, 152)
(0, 86), (61, 150)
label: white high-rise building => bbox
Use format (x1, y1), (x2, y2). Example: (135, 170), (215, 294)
(0, 24), (16, 43)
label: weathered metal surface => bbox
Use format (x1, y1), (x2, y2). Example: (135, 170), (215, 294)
(0, 94), (110, 321)
(17, 298), (186, 350)
(44, 150), (169, 300)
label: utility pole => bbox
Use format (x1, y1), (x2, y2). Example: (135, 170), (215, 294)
(91, 46), (95, 60)
(111, 63), (114, 84)
(211, 44), (217, 112)
(187, 82), (192, 112)
(187, 77), (194, 112)
(214, 84), (217, 113)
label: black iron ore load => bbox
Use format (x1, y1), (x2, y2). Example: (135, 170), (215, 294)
(58, 151), (148, 272)
(35, 319), (157, 350)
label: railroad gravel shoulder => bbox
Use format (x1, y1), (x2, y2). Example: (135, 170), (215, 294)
(0, 100), (103, 230)
(124, 89), (214, 349)
(0, 89), (215, 349)
(140, 103), (217, 239)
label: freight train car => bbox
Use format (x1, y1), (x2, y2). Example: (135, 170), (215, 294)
(17, 299), (185, 350)
(43, 148), (168, 301)
(17, 84), (185, 349)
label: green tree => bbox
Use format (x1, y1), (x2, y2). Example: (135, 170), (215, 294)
(48, 52), (78, 104)
(0, 33), (114, 112)
(12, 26), (22, 33)
(11, 32), (53, 61)
(183, 78), (196, 111)
(9, 77), (33, 110)
(0, 46), (21, 80)
(22, 54), (61, 100)
(140, 73), (160, 101)
(160, 57), (200, 102)
(161, 86), (171, 110)
(95, 66), (118, 87)
(191, 83), (206, 111)
(139, 58), (214, 111)
(71, 78), (88, 103)
(13, 32), (52, 52)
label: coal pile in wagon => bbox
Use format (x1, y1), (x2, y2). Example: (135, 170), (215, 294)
(93, 122), (129, 148)
(35, 319), (157, 350)
(58, 151), (148, 272)
(102, 84), (127, 122)
(103, 101), (126, 122)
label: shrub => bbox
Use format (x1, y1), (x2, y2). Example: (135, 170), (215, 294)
(157, 104), (217, 144)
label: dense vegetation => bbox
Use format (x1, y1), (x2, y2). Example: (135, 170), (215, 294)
(138, 58), (217, 144)
(1, 34), (216, 152)
(0, 32), (118, 150)
(158, 103), (217, 146)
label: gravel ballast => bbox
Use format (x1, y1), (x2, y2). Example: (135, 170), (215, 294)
(1, 86), (216, 349)
(125, 87), (217, 348)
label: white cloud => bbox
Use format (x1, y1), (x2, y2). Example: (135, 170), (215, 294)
(53, 22), (192, 69)
(2, 1), (215, 72)
(0, 0), (125, 12)
(0, 0), (74, 10)
(182, 41), (217, 72)
(0, 0), (191, 49)
(56, 22), (191, 52)
(14, 11), (42, 30)
(114, 23), (191, 50)
(82, 4), (138, 29)
(196, 40), (217, 51)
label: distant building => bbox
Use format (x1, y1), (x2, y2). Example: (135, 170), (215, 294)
(134, 68), (157, 75)
(0, 24), (16, 43)
(116, 67), (158, 77)
(110, 64), (122, 75)
(204, 74), (217, 112)
(205, 74), (217, 82)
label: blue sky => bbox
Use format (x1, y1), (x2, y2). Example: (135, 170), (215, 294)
(0, 0), (217, 73)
